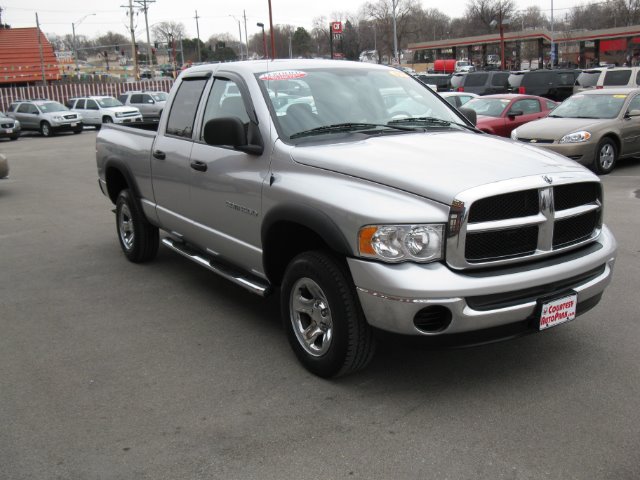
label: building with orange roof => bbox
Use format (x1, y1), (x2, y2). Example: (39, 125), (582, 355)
(0, 27), (60, 85)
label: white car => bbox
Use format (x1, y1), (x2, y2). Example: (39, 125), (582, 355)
(68, 96), (142, 128)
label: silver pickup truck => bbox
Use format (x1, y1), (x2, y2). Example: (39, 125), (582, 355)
(96, 60), (617, 377)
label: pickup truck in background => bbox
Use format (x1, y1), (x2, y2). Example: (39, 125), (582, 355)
(96, 60), (617, 377)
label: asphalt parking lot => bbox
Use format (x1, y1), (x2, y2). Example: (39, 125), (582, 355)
(1, 131), (639, 479)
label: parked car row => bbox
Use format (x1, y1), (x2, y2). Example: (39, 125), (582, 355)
(416, 66), (640, 103)
(2, 90), (167, 138)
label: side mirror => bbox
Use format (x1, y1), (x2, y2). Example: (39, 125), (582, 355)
(459, 107), (477, 126)
(147, 99), (154, 104)
(626, 109), (640, 117)
(203, 117), (263, 155)
(508, 110), (524, 118)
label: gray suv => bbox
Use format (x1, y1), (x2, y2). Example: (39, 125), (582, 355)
(7, 99), (83, 137)
(118, 91), (167, 122)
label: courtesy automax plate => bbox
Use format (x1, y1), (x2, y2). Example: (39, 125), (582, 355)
(539, 293), (578, 330)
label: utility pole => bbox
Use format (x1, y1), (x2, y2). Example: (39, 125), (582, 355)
(35, 13), (46, 85)
(123, 0), (139, 80)
(134, 0), (155, 68)
(268, 0), (276, 58)
(243, 10), (248, 60)
(194, 10), (201, 62)
(392, 0), (398, 64)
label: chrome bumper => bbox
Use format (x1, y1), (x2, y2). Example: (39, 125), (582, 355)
(348, 226), (617, 336)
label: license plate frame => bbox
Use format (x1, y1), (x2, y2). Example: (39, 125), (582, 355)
(538, 292), (578, 331)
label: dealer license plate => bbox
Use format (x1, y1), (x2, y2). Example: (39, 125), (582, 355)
(6, 128), (12, 133)
(70, 123), (77, 127)
(539, 293), (578, 330)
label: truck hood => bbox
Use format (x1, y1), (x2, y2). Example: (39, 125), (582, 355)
(289, 131), (584, 205)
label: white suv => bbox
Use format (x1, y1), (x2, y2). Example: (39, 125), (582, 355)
(67, 96), (142, 128)
(595, 66), (640, 89)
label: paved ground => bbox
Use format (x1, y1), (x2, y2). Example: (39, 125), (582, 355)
(1, 131), (639, 480)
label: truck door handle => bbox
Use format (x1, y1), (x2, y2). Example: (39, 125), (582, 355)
(153, 150), (166, 160)
(190, 160), (207, 172)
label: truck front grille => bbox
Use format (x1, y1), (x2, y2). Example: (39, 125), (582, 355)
(447, 175), (603, 269)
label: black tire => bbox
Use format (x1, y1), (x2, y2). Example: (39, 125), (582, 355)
(103, 116), (113, 124)
(73, 126), (83, 134)
(281, 250), (376, 378)
(593, 137), (617, 175)
(10, 135), (18, 141)
(40, 121), (53, 137)
(115, 189), (159, 263)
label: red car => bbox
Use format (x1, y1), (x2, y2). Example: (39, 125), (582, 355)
(464, 94), (558, 137)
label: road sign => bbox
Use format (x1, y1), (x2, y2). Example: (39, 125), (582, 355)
(331, 21), (343, 34)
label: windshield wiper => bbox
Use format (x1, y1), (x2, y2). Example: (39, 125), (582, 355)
(548, 114), (563, 118)
(389, 116), (482, 133)
(289, 122), (415, 139)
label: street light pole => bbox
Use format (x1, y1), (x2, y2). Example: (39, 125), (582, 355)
(72, 13), (95, 78)
(267, 0), (276, 59)
(392, 0), (398, 63)
(257, 22), (267, 59)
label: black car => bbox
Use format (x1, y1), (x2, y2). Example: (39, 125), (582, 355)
(415, 73), (451, 92)
(508, 69), (579, 102)
(455, 71), (510, 95)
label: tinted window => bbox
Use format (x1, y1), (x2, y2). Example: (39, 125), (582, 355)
(17, 103), (32, 113)
(8, 103), (17, 112)
(166, 78), (207, 138)
(86, 100), (99, 110)
(603, 70), (632, 86)
(522, 72), (551, 86)
(557, 72), (575, 86)
(75, 99), (86, 109)
(141, 94), (153, 103)
(130, 94), (144, 103)
(117, 95), (127, 103)
(491, 73), (509, 86)
(464, 73), (488, 87)
(636, 71), (640, 86)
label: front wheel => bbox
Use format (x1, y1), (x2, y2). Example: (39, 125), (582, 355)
(103, 116), (113, 124)
(115, 189), (159, 263)
(73, 126), (83, 134)
(10, 135), (18, 141)
(594, 138), (617, 174)
(281, 251), (375, 378)
(40, 121), (53, 137)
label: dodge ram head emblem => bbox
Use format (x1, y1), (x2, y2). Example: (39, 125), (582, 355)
(543, 175), (553, 184)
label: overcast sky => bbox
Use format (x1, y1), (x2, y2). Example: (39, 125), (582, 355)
(3, 0), (585, 42)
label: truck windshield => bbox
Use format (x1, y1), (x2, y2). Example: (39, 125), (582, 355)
(257, 67), (464, 140)
(38, 102), (68, 113)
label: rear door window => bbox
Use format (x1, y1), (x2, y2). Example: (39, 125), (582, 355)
(523, 72), (551, 86)
(75, 99), (86, 109)
(557, 72), (575, 86)
(166, 78), (207, 139)
(603, 70), (632, 86)
(576, 70), (602, 87)
(508, 73), (525, 88)
(491, 73), (509, 86)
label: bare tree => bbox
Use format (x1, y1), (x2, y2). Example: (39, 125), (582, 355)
(465, 0), (516, 34)
(152, 21), (186, 46)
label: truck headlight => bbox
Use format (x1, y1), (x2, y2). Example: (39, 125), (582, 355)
(52, 116), (63, 122)
(559, 131), (591, 144)
(115, 112), (124, 118)
(358, 224), (444, 263)
(510, 129), (518, 140)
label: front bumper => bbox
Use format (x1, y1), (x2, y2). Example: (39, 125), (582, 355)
(113, 116), (143, 124)
(533, 142), (597, 166)
(51, 121), (83, 132)
(348, 225), (617, 336)
(0, 126), (20, 137)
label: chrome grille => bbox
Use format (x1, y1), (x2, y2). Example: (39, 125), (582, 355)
(446, 174), (602, 270)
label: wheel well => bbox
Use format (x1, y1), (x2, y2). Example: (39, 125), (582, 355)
(105, 167), (129, 204)
(263, 222), (333, 286)
(103, 115), (112, 122)
(600, 134), (620, 153)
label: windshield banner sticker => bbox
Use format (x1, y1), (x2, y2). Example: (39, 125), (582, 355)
(259, 70), (307, 81)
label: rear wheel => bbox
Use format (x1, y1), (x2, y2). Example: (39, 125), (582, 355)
(40, 121), (53, 137)
(281, 251), (375, 378)
(115, 189), (159, 263)
(594, 138), (617, 174)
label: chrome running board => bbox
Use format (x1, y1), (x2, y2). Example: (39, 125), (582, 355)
(161, 237), (271, 297)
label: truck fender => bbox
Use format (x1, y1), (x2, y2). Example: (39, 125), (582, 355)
(103, 158), (141, 204)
